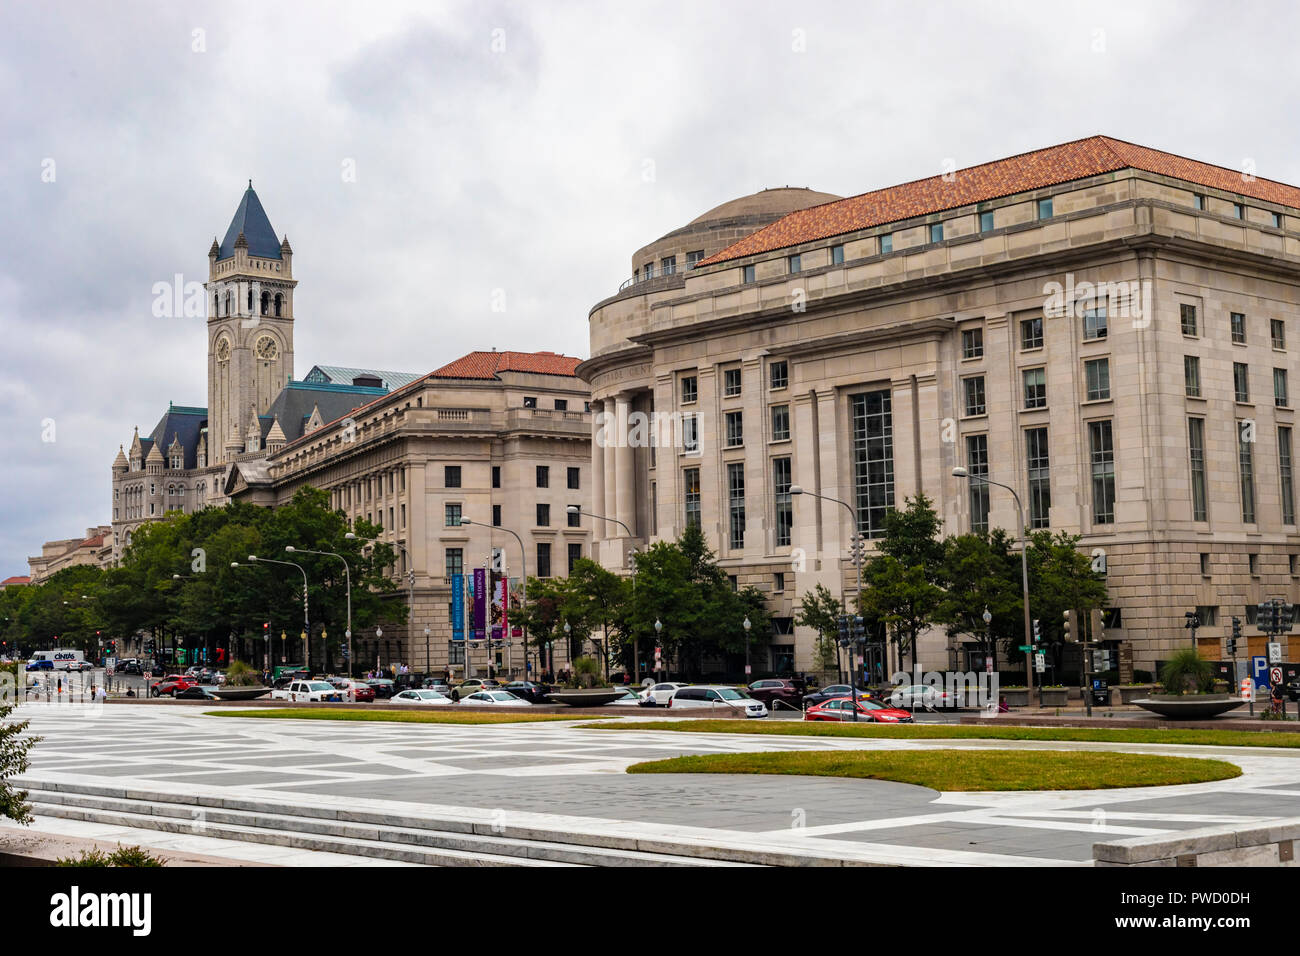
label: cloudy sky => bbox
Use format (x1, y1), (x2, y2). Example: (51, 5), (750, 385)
(2, 0), (1298, 573)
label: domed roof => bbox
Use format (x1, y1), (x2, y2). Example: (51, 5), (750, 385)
(687, 187), (842, 226)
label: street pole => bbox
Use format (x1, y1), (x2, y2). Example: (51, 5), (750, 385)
(249, 555), (310, 672)
(460, 519), (529, 680)
(287, 543), (354, 679)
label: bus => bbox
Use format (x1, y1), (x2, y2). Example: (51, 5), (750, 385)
(29, 649), (87, 671)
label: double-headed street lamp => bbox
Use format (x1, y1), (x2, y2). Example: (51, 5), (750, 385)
(567, 505), (642, 680)
(459, 518), (529, 678)
(286, 534), (356, 678)
(953, 466), (1035, 703)
(244, 554), (311, 671)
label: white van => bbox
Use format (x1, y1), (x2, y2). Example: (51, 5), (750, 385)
(30, 649), (87, 671)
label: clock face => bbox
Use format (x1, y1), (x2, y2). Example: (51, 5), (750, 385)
(255, 336), (278, 360)
(215, 337), (231, 362)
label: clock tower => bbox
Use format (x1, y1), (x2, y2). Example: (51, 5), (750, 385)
(205, 183), (296, 464)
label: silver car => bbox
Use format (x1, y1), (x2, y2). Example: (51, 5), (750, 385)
(666, 685), (769, 718)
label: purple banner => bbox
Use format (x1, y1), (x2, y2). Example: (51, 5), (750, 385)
(472, 567), (487, 640)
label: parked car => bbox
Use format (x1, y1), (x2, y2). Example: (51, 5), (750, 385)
(367, 679), (396, 699)
(174, 685), (220, 701)
(1287, 679), (1300, 703)
(25, 659), (53, 672)
(150, 662), (166, 677)
(461, 690), (531, 707)
(120, 660), (143, 676)
(451, 679), (503, 701)
(667, 685), (769, 718)
(500, 681), (551, 704)
(330, 678), (375, 702)
(640, 682), (689, 706)
(746, 678), (806, 710)
(804, 697), (914, 723)
(150, 675), (195, 697)
(64, 660), (94, 673)
(801, 684), (872, 708)
(608, 688), (644, 706)
(421, 678), (453, 694)
(270, 680), (343, 703)
(889, 684), (963, 710)
(391, 689), (453, 706)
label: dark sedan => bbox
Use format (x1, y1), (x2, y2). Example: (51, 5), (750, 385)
(174, 685), (219, 701)
(501, 681), (551, 704)
(800, 684), (873, 708)
(746, 678), (806, 710)
(367, 678), (396, 699)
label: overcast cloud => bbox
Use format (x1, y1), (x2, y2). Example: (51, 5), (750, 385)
(2, 0), (1298, 573)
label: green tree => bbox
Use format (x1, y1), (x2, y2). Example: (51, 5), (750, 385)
(860, 494), (946, 671)
(936, 530), (1021, 667)
(795, 583), (842, 678)
(562, 559), (631, 680)
(0, 693), (38, 824)
(1025, 530), (1109, 674)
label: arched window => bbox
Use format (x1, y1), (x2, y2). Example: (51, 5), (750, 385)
(247, 287), (253, 311)
(274, 293), (283, 317)
(213, 292), (219, 316)
(225, 291), (233, 315)
(261, 291), (270, 315)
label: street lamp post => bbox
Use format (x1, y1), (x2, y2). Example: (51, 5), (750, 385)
(248, 554), (311, 672)
(953, 466), (1035, 704)
(460, 518), (529, 680)
(287, 537), (356, 678)
(567, 506), (634, 680)
(742, 616), (752, 681)
(563, 621), (571, 681)
(654, 618), (663, 681)
(789, 485), (864, 717)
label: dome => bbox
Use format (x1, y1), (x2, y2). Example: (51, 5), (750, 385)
(686, 187), (842, 226)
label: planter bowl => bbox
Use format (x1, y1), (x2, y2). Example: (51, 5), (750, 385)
(1133, 694), (1245, 720)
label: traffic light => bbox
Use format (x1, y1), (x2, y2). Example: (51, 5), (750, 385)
(852, 615), (865, 643)
(1090, 608), (1105, 644)
(848, 534), (867, 569)
(837, 615), (850, 646)
(1258, 602), (1273, 635)
(1062, 610), (1074, 642)
(1228, 616), (1242, 656)
(1280, 603), (1295, 633)
(1032, 618), (1041, 643)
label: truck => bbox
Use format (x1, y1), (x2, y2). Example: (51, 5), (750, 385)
(29, 649), (88, 671)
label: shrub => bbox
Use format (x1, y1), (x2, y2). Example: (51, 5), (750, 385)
(1159, 648), (1215, 695)
(572, 656), (601, 688)
(56, 844), (165, 867)
(224, 660), (260, 687)
(0, 701), (38, 824)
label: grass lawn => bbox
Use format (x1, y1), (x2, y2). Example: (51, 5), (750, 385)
(584, 719), (1300, 749)
(205, 708), (609, 725)
(626, 749), (1242, 791)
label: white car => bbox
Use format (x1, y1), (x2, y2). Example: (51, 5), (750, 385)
(66, 660), (94, 673)
(270, 680), (343, 703)
(391, 689), (453, 706)
(667, 685), (769, 718)
(461, 690), (531, 707)
(889, 684), (962, 710)
(640, 682), (689, 706)
(608, 688), (643, 706)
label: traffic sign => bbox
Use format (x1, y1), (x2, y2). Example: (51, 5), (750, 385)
(1252, 655), (1271, 689)
(1018, 645), (1033, 652)
(1034, 652), (1045, 673)
(984, 657), (993, 673)
(1270, 666), (1284, 686)
(1269, 642), (1283, 663)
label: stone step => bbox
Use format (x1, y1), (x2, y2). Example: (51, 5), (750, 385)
(20, 783), (756, 867)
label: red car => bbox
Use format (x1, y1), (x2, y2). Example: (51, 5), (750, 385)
(150, 674), (195, 698)
(804, 696), (913, 723)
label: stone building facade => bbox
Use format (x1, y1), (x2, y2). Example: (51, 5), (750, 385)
(580, 137), (1300, 674)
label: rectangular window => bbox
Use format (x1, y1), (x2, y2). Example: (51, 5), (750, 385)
(1239, 421), (1256, 523)
(727, 463), (745, 549)
(769, 360), (788, 390)
(1192, 193), (1204, 210)
(1026, 427), (1051, 529)
(661, 255), (676, 276)
(536, 543), (552, 578)
(1088, 420), (1116, 524)
(1037, 197), (1053, 220)
(880, 233), (893, 254)
(1276, 368), (1290, 408)
(742, 264), (756, 284)
(725, 410), (744, 447)
(1282, 427), (1296, 525)
(684, 468), (701, 529)
(445, 548), (463, 578)
(771, 404), (791, 441)
(554, 399), (567, 411)
(523, 396), (537, 409)
(966, 434), (990, 533)
(685, 250), (704, 268)
(492, 465), (501, 488)
(492, 504), (502, 526)
(1021, 316), (1044, 350)
(961, 328), (984, 359)
(445, 503), (462, 527)
(773, 457), (793, 546)
(567, 466), (580, 489)
(536, 465), (549, 488)
(1234, 362), (1250, 403)
(929, 222), (944, 243)
(1180, 303), (1198, 336)
(567, 542), (582, 574)
(1083, 303), (1108, 340)
(1188, 418), (1207, 522)
(963, 376), (986, 416)
(682, 414), (699, 454)
(850, 390), (895, 538)
(724, 368), (742, 397)
(1184, 355), (1201, 397)
(536, 503), (550, 526)
(1272, 211), (1284, 229)
(979, 210), (994, 233)
(1022, 367), (1046, 409)
(1273, 318), (1287, 350)
(1231, 312), (1247, 344)
(681, 375), (698, 404)
(831, 244), (844, 265)
(1085, 358), (1111, 401)
(788, 254), (801, 274)
(774, 571), (786, 592)
(567, 505), (581, 527)
(445, 465), (461, 488)
(1233, 203), (1245, 220)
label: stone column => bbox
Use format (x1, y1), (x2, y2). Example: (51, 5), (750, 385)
(615, 393), (636, 537)
(602, 402), (619, 558)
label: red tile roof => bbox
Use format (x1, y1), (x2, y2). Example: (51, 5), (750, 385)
(78, 535), (106, 549)
(1, 576), (30, 586)
(699, 136), (1300, 266)
(429, 350), (582, 380)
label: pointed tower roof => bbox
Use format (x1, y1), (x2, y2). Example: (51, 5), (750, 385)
(113, 445), (128, 471)
(145, 443), (164, 463)
(217, 183), (281, 261)
(266, 417), (287, 444)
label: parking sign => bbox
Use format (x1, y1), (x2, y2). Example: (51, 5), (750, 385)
(1252, 655), (1271, 690)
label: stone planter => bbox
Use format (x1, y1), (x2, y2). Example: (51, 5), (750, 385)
(1039, 688), (1069, 707)
(1132, 694), (1245, 720)
(1118, 685), (1155, 704)
(1002, 688), (1029, 707)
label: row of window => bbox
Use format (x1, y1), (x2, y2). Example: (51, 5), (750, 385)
(445, 465), (582, 490)
(214, 288), (285, 318)
(521, 396), (589, 412)
(444, 502), (584, 529)
(637, 250), (706, 283)
(678, 360), (789, 405)
(444, 542), (583, 580)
